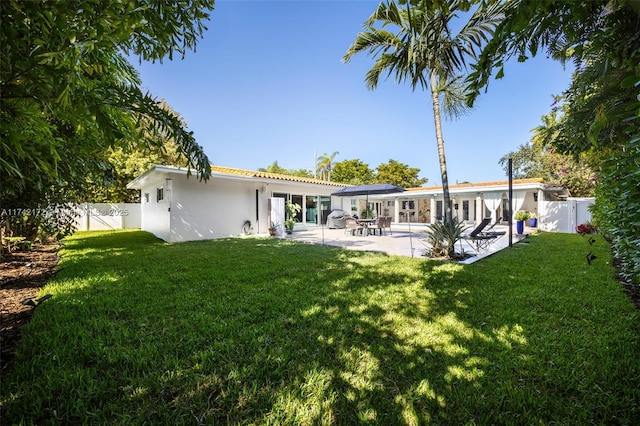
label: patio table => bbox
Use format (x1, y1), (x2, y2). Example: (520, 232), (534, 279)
(357, 219), (377, 235)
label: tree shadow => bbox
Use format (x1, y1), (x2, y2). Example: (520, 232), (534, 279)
(2, 232), (638, 424)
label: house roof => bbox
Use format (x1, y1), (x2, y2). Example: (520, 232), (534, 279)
(405, 178), (544, 192)
(128, 165), (566, 198)
(397, 177), (568, 199)
(210, 165), (348, 187)
(127, 164), (349, 189)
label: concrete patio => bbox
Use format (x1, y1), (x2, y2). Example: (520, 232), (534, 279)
(281, 222), (532, 264)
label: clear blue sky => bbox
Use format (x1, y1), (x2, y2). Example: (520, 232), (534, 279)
(131, 0), (573, 186)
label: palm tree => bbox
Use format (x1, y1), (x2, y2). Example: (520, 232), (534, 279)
(531, 109), (560, 153)
(343, 0), (503, 222)
(316, 151), (339, 181)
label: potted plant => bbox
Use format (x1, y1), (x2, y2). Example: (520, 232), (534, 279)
(514, 210), (530, 234)
(419, 209), (430, 223)
(284, 200), (301, 235)
(268, 221), (279, 237)
(284, 219), (295, 234)
(529, 212), (537, 227)
(362, 208), (374, 219)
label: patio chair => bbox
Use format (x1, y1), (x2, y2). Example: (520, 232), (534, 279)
(371, 216), (386, 236)
(475, 229), (506, 250)
(384, 216), (392, 235)
(460, 218), (493, 251)
(345, 217), (364, 236)
(480, 218), (506, 241)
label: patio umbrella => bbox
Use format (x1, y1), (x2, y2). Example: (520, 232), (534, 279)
(331, 183), (405, 198)
(332, 183), (416, 256)
(332, 183), (404, 218)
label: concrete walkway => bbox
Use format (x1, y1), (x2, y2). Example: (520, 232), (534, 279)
(280, 223), (531, 264)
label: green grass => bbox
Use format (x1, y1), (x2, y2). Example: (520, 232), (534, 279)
(2, 230), (639, 424)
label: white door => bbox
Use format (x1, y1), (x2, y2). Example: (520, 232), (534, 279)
(269, 197), (285, 235)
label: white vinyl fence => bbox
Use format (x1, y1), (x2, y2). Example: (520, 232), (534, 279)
(72, 203), (141, 231)
(539, 198), (595, 233)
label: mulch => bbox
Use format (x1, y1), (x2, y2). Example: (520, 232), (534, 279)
(0, 243), (60, 376)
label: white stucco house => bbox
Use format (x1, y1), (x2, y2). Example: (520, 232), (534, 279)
(356, 178), (591, 233)
(128, 166), (592, 242)
(397, 178), (569, 225)
(127, 165), (350, 242)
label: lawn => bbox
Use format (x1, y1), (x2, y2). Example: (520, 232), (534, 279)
(1, 230), (639, 424)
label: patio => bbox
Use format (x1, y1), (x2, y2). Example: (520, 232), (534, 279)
(283, 222), (531, 264)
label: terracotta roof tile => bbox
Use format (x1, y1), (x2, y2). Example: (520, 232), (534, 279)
(405, 178), (544, 191)
(210, 165), (349, 187)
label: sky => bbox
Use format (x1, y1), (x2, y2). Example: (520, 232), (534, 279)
(131, 0), (573, 186)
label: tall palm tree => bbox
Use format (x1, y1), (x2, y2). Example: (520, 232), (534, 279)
(343, 0), (503, 222)
(316, 151), (339, 181)
(531, 109), (560, 153)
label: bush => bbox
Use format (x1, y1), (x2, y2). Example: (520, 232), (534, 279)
(592, 135), (640, 285)
(576, 223), (597, 235)
(424, 218), (469, 259)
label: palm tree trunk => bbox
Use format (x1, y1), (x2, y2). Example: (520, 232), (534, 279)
(430, 71), (452, 223)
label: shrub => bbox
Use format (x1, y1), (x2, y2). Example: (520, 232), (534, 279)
(424, 218), (469, 259)
(576, 223), (597, 235)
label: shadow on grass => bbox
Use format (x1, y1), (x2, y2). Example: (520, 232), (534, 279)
(1, 231), (638, 424)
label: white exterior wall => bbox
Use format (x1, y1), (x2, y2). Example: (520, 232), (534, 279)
(73, 203), (141, 231)
(123, 203), (141, 228)
(169, 174), (260, 242)
(140, 175), (172, 241)
(539, 198), (595, 233)
(539, 201), (570, 232)
(331, 196), (352, 214)
(134, 170), (345, 243)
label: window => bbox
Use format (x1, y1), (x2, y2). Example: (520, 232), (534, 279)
(387, 201), (394, 207)
(157, 187), (164, 202)
(144, 193), (149, 203)
(436, 201), (443, 220)
(402, 200), (415, 210)
(463, 200), (469, 221)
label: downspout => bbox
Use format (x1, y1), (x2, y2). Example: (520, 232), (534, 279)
(255, 189), (259, 234)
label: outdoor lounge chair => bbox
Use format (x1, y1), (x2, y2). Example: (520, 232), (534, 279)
(460, 218), (495, 251)
(480, 218), (507, 241)
(477, 228), (506, 249)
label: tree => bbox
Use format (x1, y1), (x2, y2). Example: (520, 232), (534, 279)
(499, 142), (542, 180)
(258, 161), (313, 178)
(258, 161), (289, 175)
(375, 159), (428, 188)
(468, 0), (639, 283)
(332, 159), (375, 185)
(343, 0), (504, 222)
(499, 111), (597, 197)
(316, 151), (339, 181)
(1, 0), (215, 243)
(84, 100), (191, 203)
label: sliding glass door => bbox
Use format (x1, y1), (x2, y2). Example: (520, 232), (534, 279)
(305, 196), (317, 224)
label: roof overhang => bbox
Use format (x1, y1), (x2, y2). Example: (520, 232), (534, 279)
(127, 164), (349, 190)
(126, 165), (189, 190)
(400, 178), (566, 199)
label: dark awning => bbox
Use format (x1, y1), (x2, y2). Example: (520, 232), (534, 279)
(331, 184), (404, 197)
